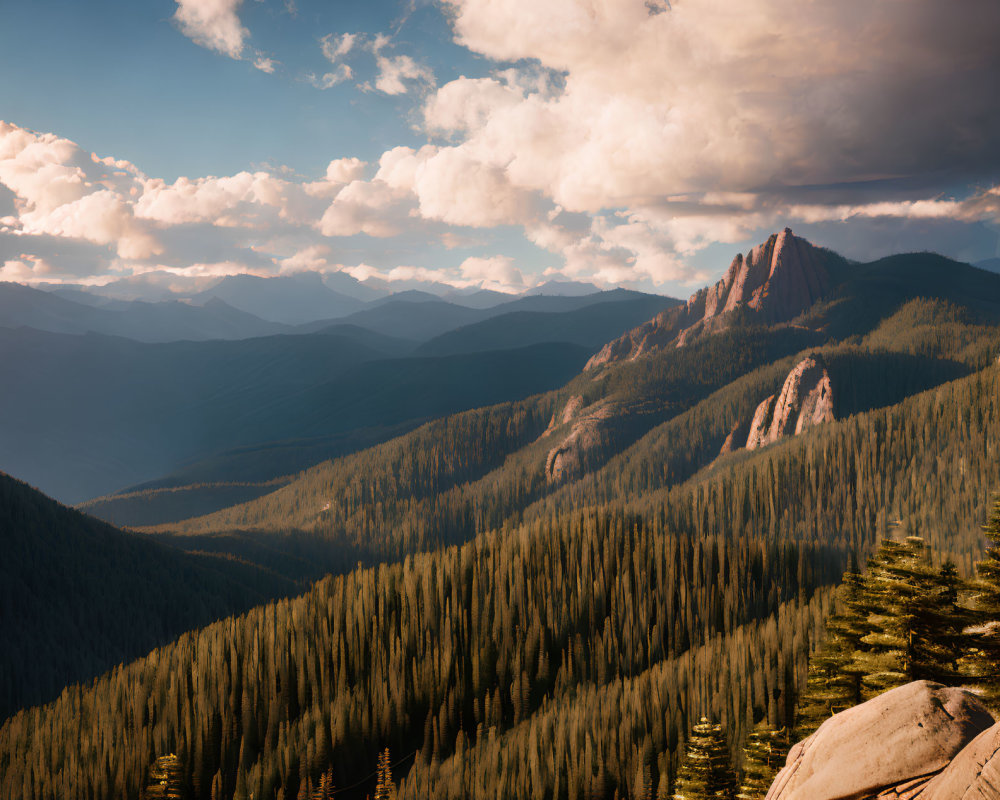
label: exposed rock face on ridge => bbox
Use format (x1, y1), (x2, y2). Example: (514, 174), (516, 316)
(585, 229), (839, 370)
(745, 354), (834, 450)
(765, 681), (995, 800)
(543, 396), (616, 483)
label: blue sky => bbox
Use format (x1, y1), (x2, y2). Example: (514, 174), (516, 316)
(1, 0), (999, 297)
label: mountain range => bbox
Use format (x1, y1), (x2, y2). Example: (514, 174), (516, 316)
(2, 229), (1000, 800)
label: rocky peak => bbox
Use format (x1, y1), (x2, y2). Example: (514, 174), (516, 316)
(585, 229), (839, 370)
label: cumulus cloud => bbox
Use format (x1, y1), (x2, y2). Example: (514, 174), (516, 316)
(0, 121), (161, 261)
(459, 255), (525, 292)
(373, 54), (435, 95)
(319, 179), (414, 237)
(429, 0), (1000, 212)
(325, 157), (367, 185)
(173, 0), (248, 59)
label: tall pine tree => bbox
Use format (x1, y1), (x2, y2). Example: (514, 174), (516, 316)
(673, 718), (738, 800)
(968, 495), (1000, 709)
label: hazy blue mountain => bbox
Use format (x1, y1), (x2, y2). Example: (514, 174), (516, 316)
(976, 257), (1000, 273)
(302, 289), (671, 341)
(322, 270), (389, 302)
(190, 272), (365, 324)
(79, 342), (590, 524)
(525, 279), (604, 296)
(0, 327), (391, 502)
(441, 288), (515, 308)
(312, 298), (488, 340)
(0, 282), (286, 341)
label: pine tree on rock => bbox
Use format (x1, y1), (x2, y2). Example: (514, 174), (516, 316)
(737, 723), (788, 800)
(673, 718), (738, 800)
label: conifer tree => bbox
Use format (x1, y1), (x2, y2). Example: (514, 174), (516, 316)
(849, 537), (966, 697)
(737, 724), (788, 800)
(968, 496), (1000, 708)
(375, 748), (396, 800)
(673, 718), (738, 800)
(795, 559), (871, 736)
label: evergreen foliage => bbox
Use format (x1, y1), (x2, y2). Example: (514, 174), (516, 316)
(673, 718), (738, 800)
(736, 724), (788, 800)
(967, 495), (1000, 708)
(3, 256), (1000, 800)
(0, 472), (295, 722)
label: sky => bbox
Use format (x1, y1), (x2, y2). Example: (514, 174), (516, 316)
(1, 0), (999, 298)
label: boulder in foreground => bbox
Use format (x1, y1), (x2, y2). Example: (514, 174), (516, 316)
(765, 680), (994, 800)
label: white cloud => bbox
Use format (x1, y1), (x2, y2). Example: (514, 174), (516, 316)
(373, 54), (435, 95)
(429, 0), (1000, 215)
(459, 254), (525, 292)
(0, 121), (161, 260)
(308, 64), (353, 90)
(319, 179), (414, 238)
(253, 56), (276, 73)
(173, 0), (248, 59)
(321, 32), (356, 63)
(408, 146), (545, 228)
(325, 157), (367, 184)
(1, 255), (54, 281)
(135, 172), (302, 228)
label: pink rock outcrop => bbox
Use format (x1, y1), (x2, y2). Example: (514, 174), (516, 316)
(544, 400), (616, 483)
(745, 354), (834, 450)
(585, 229), (838, 370)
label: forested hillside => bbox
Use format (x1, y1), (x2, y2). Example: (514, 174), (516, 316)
(0, 473), (295, 722)
(4, 350), (999, 797)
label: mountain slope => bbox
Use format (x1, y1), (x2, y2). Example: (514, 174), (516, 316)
(414, 294), (680, 356)
(75, 343), (589, 524)
(6, 354), (1000, 800)
(0, 471), (294, 722)
(586, 229), (845, 366)
(0, 327), (397, 502)
(152, 241), (1000, 578)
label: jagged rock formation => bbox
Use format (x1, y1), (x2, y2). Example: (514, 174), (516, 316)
(765, 681), (995, 800)
(745, 354), (834, 449)
(717, 354), (834, 459)
(585, 228), (840, 370)
(544, 399), (615, 483)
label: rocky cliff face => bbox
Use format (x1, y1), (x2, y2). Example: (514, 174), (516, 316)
(542, 396), (616, 483)
(718, 354), (834, 459)
(585, 229), (839, 370)
(745, 354), (834, 450)
(766, 681), (998, 800)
